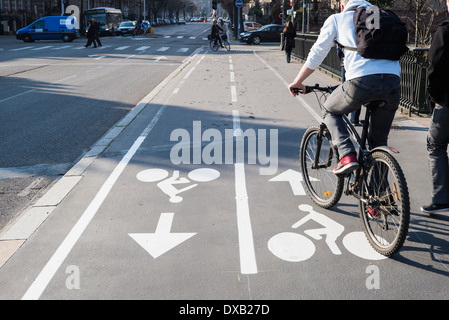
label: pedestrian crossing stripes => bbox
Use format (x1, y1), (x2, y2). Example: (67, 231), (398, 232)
(6, 45), (192, 53)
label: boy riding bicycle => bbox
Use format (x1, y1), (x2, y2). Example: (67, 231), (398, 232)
(289, 0), (401, 176)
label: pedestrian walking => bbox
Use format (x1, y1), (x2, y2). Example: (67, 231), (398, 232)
(281, 21), (297, 63)
(421, 0), (449, 214)
(84, 19), (97, 48)
(93, 19), (102, 47)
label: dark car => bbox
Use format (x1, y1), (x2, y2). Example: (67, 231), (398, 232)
(240, 24), (283, 45)
(117, 21), (136, 35)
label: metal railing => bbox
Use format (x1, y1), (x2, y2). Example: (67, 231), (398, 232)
(290, 34), (431, 114)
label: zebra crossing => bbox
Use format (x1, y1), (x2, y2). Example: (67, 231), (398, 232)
(5, 44), (197, 54)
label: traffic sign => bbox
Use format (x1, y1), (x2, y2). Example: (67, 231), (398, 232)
(141, 21), (149, 30)
(235, 0), (243, 8)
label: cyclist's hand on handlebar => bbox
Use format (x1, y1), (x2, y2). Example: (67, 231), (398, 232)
(288, 83), (306, 96)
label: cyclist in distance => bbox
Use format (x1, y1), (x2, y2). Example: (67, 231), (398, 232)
(288, 0), (401, 175)
(211, 19), (224, 48)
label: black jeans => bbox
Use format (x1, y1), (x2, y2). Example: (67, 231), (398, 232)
(427, 104), (449, 204)
(322, 74), (401, 159)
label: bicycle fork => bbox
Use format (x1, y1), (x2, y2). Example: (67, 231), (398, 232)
(312, 123), (334, 170)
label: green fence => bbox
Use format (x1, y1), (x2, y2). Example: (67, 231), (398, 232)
(291, 34), (431, 114)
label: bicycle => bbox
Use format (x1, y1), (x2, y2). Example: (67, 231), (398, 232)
(293, 84), (410, 257)
(209, 34), (231, 51)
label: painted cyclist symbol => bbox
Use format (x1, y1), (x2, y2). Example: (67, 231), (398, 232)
(268, 204), (388, 261)
(136, 168), (220, 203)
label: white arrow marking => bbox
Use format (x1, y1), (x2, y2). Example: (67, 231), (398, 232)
(155, 56), (167, 61)
(269, 169), (317, 196)
(129, 213), (196, 259)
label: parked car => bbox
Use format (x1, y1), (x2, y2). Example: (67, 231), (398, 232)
(178, 18), (186, 25)
(239, 24), (283, 45)
(117, 21), (136, 35)
(243, 21), (263, 32)
(16, 16), (78, 42)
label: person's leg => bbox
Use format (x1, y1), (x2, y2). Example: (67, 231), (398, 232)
(368, 74), (400, 149)
(426, 104), (449, 208)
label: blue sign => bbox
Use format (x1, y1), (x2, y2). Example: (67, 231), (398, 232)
(141, 21), (149, 30)
(235, 0), (243, 8)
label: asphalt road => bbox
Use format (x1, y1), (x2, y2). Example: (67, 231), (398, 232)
(0, 21), (212, 232)
(0, 22), (448, 302)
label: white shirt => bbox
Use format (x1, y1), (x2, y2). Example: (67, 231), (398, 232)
(304, 0), (401, 81)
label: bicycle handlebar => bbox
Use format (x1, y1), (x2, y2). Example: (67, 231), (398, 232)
(290, 84), (339, 95)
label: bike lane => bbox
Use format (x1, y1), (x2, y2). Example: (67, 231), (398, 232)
(0, 44), (448, 300)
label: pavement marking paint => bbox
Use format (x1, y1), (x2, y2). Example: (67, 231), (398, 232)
(21, 48), (203, 300)
(233, 110), (258, 275)
(230, 55), (257, 274)
(21, 106), (165, 300)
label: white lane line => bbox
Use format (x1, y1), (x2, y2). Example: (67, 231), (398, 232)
(115, 46), (130, 50)
(177, 48), (189, 53)
(136, 46), (150, 51)
(21, 47), (204, 300)
(31, 46), (53, 51)
(21, 106), (165, 300)
(51, 45), (72, 50)
(233, 110), (258, 275)
(231, 85), (237, 102)
(157, 47), (169, 52)
(9, 46), (35, 51)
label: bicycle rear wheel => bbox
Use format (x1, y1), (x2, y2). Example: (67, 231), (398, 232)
(300, 125), (344, 208)
(209, 40), (219, 51)
(358, 150), (410, 256)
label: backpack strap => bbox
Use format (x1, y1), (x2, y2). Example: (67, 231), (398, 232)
(335, 7), (359, 53)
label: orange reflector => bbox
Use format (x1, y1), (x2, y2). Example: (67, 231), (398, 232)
(393, 183), (399, 201)
(324, 191), (332, 197)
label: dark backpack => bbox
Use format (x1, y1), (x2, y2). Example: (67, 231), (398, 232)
(344, 6), (409, 60)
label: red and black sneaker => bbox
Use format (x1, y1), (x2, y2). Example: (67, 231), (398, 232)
(333, 153), (359, 175)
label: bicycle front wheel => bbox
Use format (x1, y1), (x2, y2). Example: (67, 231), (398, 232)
(300, 125), (344, 208)
(358, 150), (410, 256)
(223, 40), (231, 51)
(209, 40), (219, 51)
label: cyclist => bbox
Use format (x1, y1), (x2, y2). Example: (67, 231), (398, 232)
(211, 19), (224, 48)
(288, 0), (401, 175)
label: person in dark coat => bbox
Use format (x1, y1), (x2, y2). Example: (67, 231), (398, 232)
(281, 21), (297, 63)
(93, 19), (102, 47)
(421, 0), (449, 214)
(211, 19), (224, 47)
(84, 19), (97, 48)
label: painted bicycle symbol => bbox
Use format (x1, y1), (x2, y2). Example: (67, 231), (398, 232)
(268, 204), (388, 261)
(136, 168), (220, 203)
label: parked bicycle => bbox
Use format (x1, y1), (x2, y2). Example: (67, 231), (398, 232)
(293, 84), (410, 257)
(209, 34), (231, 51)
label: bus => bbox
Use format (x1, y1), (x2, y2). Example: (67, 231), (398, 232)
(84, 7), (122, 35)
